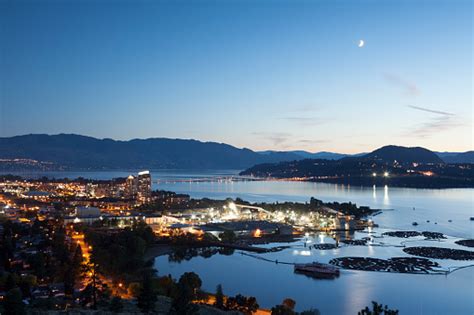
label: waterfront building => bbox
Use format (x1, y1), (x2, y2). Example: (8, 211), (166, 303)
(333, 214), (356, 230)
(64, 212), (163, 226)
(75, 206), (101, 217)
(125, 175), (136, 198)
(137, 170), (152, 203)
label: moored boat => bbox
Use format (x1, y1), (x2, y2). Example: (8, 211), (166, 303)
(294, 262), (340, 279)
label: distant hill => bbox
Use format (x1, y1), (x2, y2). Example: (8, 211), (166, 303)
(437, 151), (474, 164)
(1, 134), (471, 172)
(240, 145), (474, 188)
(363, 145), (444, 164)
(290, 150), (353, 160)
(0, 134), (299, 170)
(258, 150), (354, 160)
(260, 148), (472, 163)
(256, 151), (304, 161)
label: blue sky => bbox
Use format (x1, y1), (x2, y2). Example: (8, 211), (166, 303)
(1, 0), (472, 153)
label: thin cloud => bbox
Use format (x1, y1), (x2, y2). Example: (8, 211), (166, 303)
(408, 105), (454, 116)
(251, 132), (328, 149)
(298, 139), (328, 144)
(251, 132), (292, 146)
(383, 73), (420, 96)
(405, 105), (462, 138)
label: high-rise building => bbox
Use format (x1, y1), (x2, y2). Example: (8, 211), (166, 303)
(125, 175), (136, 198)
(136, 170), (151, 203)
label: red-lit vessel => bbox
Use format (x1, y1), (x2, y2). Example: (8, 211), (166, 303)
(294, 262), (340, 279)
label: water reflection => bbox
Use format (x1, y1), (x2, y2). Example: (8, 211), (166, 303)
(383, 185), (390, 206)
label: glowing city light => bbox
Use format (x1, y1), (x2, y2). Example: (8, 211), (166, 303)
(228, 202), (237, 211)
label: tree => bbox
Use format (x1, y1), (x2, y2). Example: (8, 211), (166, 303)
(137, 273), (157, 313)
(271, 304), (295, 315)
(27, 252), (46, 279)
(171, 282), (198, 315)
(18, 279), (32, 299)
(80, 261), (108, 309)
(5, 273), (16, 291)
(226, 294), (259, 314)
(178, 272), (202, 299)
(358, 301), (399, 315)
(64, 265), (76, 296)
(214, 284), (224, 309)
(109, 296), (124, 313)
(73, 244), (84, 269)
(300, 309), (320, 315)
(220, 230), (236, 243)
(3, 288), (26, 315)
(282, 298), (296, 310)
(169, 272), (203, 314)
(157, 275), (178, 298)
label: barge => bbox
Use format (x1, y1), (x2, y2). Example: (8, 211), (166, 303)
(294, 262), (340, 279)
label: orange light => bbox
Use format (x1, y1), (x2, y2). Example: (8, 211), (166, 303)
(253, 229), (262, 238)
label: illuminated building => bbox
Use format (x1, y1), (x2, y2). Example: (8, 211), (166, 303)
(136, 170), (151, 203)
(125, 175), (136, 198)
(75, 206), (101, 217)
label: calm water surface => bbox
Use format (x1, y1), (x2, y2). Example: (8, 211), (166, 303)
(6, 170), (474, 314)
(155, 234), (474, 314)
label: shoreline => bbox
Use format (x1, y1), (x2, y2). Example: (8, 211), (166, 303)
(239, 176), (474, 189)
(144, 244), (174, 261)
(2, 171), (474, 189)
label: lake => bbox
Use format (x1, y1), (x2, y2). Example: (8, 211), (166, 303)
(5, 169), (474, 314)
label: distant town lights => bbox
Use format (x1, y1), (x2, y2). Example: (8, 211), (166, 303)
(228, 202), (237, 211)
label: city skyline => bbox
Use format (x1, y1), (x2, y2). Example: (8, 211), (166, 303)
(1, 0), (472, 153)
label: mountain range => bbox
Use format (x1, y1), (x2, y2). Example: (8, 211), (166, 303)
(261, 149), (473, 163)
(0, 134), (472, 171)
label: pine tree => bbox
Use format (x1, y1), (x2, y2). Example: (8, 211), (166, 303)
(5, 273), (16, 291)
(215, 284), (224, 309)
(3, 288), (26, 315)
(137, 273), (157, 314)
(109, 296), (124, 313)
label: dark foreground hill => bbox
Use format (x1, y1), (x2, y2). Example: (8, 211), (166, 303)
(364, 145), (444, 164)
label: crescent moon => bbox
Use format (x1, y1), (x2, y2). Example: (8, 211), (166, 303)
(358, 40), (365, 48)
